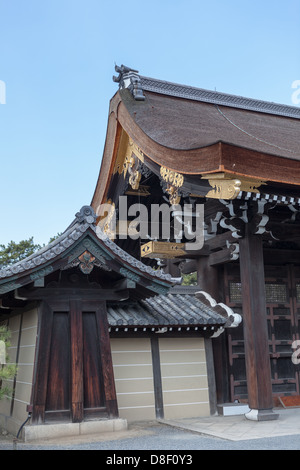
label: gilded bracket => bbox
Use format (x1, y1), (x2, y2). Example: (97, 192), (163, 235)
(141, 241), (186, 259)
(202, 172), (265, 200)
(160, 166), (184, 188)
(160, 166), (184, 204)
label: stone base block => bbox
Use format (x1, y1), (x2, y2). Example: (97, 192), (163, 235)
(245, 409), (279, 421)
(217, 403), (250, 416)
(23, 418), (128, 442)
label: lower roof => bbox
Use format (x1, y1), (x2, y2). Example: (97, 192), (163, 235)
(107, 286), (241, 330)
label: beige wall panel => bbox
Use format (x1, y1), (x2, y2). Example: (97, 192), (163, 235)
(21, 309), (38, 329)
(159, 337), (205, 350)
(115, 378), (154, 394)
(159, 349), (206, 364)
(111, 338), (151, 352)
(112, 351), (153, 366)
(162, 375), (208, 391)
(164, 403), (210, 420)
(118, 406), (156, 421)
(7, 345), (17, 363)
(0, 398), (11, 418)
(19, 327), (37, 348)
(18, 345), (36, 366)
(11, 399), (28, 423)
(113, 364), (153, 380)
(14, 381), (32, 404)
(8, 315), (21, 333)
(159, 337), (210, 419)
(116, 392), (155, 408)
(111, 338), (156, 422)
(160, 363), (208, 377)
(162, 389), (209, 405)
(13, 364), (33, 384)
(0, 310), (38, 432)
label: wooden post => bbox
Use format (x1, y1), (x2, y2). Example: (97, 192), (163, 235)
(96, 303), (119, 418)
(32, 302), (53, 424)
(151, 336), (164, 419)
(239, 225), (278, 421)
(70, 300), (84, 423)
(196, 257), (228, 408)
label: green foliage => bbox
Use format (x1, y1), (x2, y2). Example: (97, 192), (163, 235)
(181, 271), (198, 286)
(0, 326), (18, 401)
(0, 233), (63, 268)
(0, 237), (41, 267)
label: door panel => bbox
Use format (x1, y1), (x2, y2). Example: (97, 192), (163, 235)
(45, 312), (71, 421)
(35, 299), (115, 424)
(82, 312), (106, 414)
(225, 265), (300, 401)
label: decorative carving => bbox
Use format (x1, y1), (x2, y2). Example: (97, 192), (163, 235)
(251, 199), (278, 238)
(129, 167), (141, 190)
(160, 166), (184, 188)
(165, 184), (181, 205)
(78, 251), (96, 274)
(141, 241), (186, 259)
(159, 167), (184, 204)
(113, 64), (145, 101)
(219, 200), (248, 239)
(125, 185), (151, 197)
(206, 177), (241, 200)
(123, 152), (141, 190)
(75, 206), (97, 224)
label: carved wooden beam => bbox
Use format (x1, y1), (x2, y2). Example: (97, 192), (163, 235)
(208, 243), (239, 266)
(141, 241), (186, 259)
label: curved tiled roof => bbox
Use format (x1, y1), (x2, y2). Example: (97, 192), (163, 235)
(0, 206), (174, 295)
(107, 286), (242, 330)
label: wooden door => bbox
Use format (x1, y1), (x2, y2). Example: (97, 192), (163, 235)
(32, 299), (118, 424)
(224, 265), (300, 402)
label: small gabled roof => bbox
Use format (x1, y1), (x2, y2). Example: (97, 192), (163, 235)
(0, 206), (174, 298)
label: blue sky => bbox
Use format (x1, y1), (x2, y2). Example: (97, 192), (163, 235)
(0, 0), (300, 246)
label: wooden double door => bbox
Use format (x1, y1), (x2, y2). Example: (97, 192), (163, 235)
(32, 298), (118, 424)
(225, 264), (300, 402)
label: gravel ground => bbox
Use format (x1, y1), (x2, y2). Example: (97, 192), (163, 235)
(1, 420), (300, 451)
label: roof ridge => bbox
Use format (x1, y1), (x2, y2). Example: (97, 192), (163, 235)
(0, 205), (173, 285)
(112, 64), (300, 119)
(139, 75), (300, 120)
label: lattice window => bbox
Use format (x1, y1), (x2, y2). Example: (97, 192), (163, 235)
(296, 284), (300, 303)
(229, 282), (288, 304)
(265, 283), (287, 303)
(229, 282), (242, 303)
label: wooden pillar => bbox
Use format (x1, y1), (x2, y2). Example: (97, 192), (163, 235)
(151, 336), (164, 419)
(70, 300), (84, 422)
(239, 225), (278, 421)
(197, 257), (229, 407)
(96, 304), (119, 418)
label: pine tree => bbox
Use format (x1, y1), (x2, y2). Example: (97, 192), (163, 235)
(0, 237), (41, 267)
